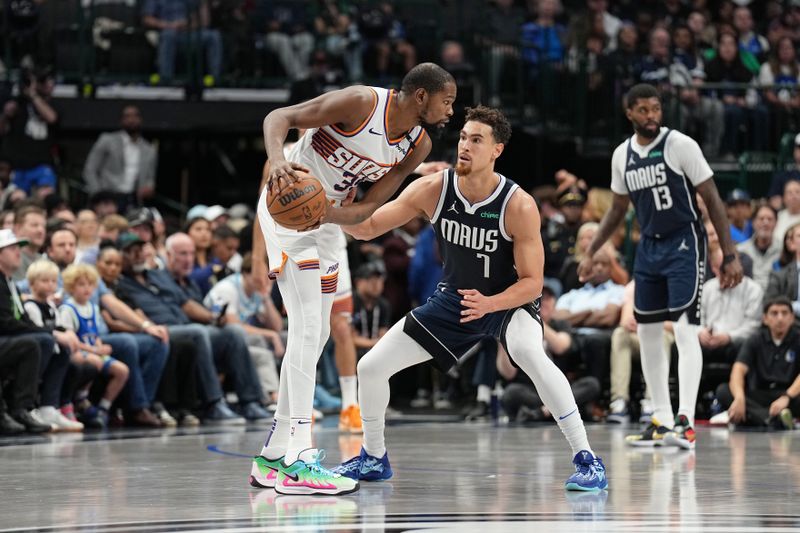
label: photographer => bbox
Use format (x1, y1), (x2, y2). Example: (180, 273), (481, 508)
(0, 68), (58, 198)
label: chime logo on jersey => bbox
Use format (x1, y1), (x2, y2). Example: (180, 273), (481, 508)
(625, 162), (668, 192)
(440, 218), (498, 252)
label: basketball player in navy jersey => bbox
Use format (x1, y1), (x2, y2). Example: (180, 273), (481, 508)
(579, 84), (744, 449)
(331, 105), (607, 491)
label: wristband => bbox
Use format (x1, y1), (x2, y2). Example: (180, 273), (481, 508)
(722, 253), (736, 266)
(140, 320), (153, 331)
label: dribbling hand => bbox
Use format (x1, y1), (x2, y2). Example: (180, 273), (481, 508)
(459, 289), (495, 323)
(268, 160), (310, 195)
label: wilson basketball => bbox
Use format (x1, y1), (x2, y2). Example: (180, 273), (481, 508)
(266, 172), (327, 230)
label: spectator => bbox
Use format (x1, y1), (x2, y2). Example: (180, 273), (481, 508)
(733, 6), (769, 62)
(759, 36), (800, 129)
(117, 232), (264, 423)
(59, 264), (131, 429)
(23, 259), (91, 430)
(715, 297), (800, 429)
(553, 247), (625, 328)
(738, 204), (782, 291)
(605, 23), (642, 98)
(672, 24), (705, 81)
(204, 253), (284, 406)
(186, 215), (212, 272)
(97, 214), (129, 245)
(408, 223), (443, 307)
(190, 224), (238, 297)
(773, 179), (800, 247)
(357, 1), (416, 80)
(521, 0), (566, 81)
(542, 184), (587, 291)
(0, 159), (21, 211)
(608, 281), (673, 424)
(768, 134), (800, 211)
(705, 31), (770, 156)
(142, 0), (222, 81)
(11, 204), (45, 282)
(765, 224), (800, 321)
(74, 210), (100, 265)
(726, 189), (753, 243)
(499, 281), (601, 423)
(560, 224), (628, 294)
(351, 261), (391, 358)
(0, 336), (51, 434)
(261, 1), (314, 82)
(314, 0), (362, 82)
(0, 210), (13, 229)
(639, 27), (723, 158)
(585, 0), (622, 51)
(83, 106), (158, 214)
(687, 10), (716, 53)
(94, 243), (195, 427)
(0, 229), (77, 431)
(0, 68), (58, 198)
(381, 218), (420, 323)
(89, 191), (120, 218)
(700, 247), (763, 367)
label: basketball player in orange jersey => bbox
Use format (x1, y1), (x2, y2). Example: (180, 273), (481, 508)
(249, 63), (456, 496)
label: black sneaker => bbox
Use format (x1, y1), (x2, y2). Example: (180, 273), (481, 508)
(516, 405), (547, 424)
(0, 412), (25, 435)
(625, 418), (671, 447)
(464, 401), (489, 421)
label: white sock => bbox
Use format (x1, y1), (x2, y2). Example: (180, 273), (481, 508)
(505, 310), (592, 456)
(260, 414), (290, 459)
(476, 384), (491, 404)
(359, 319), (432, 458)
(99, 398), (112, 411)
(638, 322), (674, 429)
(285, 417), (314, 463)
(674, 315), (702, 426)
(340, 375), (358, 409)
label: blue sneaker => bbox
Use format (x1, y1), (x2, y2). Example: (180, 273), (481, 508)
(333, 447), (393, 481)
(565, 450), (608, 491)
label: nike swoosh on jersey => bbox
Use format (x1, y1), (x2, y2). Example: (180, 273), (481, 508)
(368, 127), (382, 136)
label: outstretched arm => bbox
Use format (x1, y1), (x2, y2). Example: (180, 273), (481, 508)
(341, 172), (444, 240)
(460, 190), (544, 322)
(323, 134), (433, 226)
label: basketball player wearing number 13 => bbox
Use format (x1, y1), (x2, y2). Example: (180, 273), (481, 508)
(580, 84), (744, 450)
(249, 63), (457, 496)
(332, 106), (608, 492)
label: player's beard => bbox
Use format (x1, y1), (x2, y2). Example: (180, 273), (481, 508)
(420, 106), (447, 139)
(455, 160), (471, 175)
(633, 119), (660, 140)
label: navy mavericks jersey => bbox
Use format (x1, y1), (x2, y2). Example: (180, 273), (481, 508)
(623, 129), (702, 237)
(430, 169), (519, 296)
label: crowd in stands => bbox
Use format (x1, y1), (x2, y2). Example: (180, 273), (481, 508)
(3, 0), (800, 436)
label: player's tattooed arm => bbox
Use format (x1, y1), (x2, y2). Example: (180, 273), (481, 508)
(341, 171), (442, 240)
(696, 178), (744, 289)
(579, 192), (629, 283)
(325, 134), (433, 226)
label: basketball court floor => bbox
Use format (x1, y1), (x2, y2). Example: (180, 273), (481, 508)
(1, 419), (799, 532)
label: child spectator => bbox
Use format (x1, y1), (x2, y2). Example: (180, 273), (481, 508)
(23, 259), (85, 431)
(59, 263), (129, 429)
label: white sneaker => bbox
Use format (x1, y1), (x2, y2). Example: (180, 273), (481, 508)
(156, 408), (177, 427)
(639, 399), (654, 424)
(29, 408), (56, 431)
(36, 406), (84, 432)
(313, 408), (325, 421)
(709, 411), (730, 425)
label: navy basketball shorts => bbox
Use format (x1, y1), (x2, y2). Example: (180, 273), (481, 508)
(633, 222), (706, 325)
(403, 286), (541, 372)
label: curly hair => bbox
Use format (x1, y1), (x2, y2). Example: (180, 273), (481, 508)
(62, 263), (100, 293)
(464, 105), (512, 144)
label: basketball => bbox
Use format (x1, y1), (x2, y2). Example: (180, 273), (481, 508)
(266, 172), (327, 230)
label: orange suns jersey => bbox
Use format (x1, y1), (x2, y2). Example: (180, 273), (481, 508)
(285, 87), (427, 204)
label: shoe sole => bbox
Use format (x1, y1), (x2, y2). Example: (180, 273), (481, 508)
(565, 482), (608, 492)
(625, 438), (664, 447)
(249, 474), (275, 489)
(274, 482), (360, 496)
(663, 433), (695, 450)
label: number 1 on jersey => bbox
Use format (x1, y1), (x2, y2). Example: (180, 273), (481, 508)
(652, 185), (673, 211)
(476, 253), (490, 278)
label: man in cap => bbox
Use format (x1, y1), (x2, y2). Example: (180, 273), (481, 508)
(542, 184), (587, 285)
(726, 189), (753, 244)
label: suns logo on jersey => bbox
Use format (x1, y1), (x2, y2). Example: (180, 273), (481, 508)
(311, 129), (394, 191)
